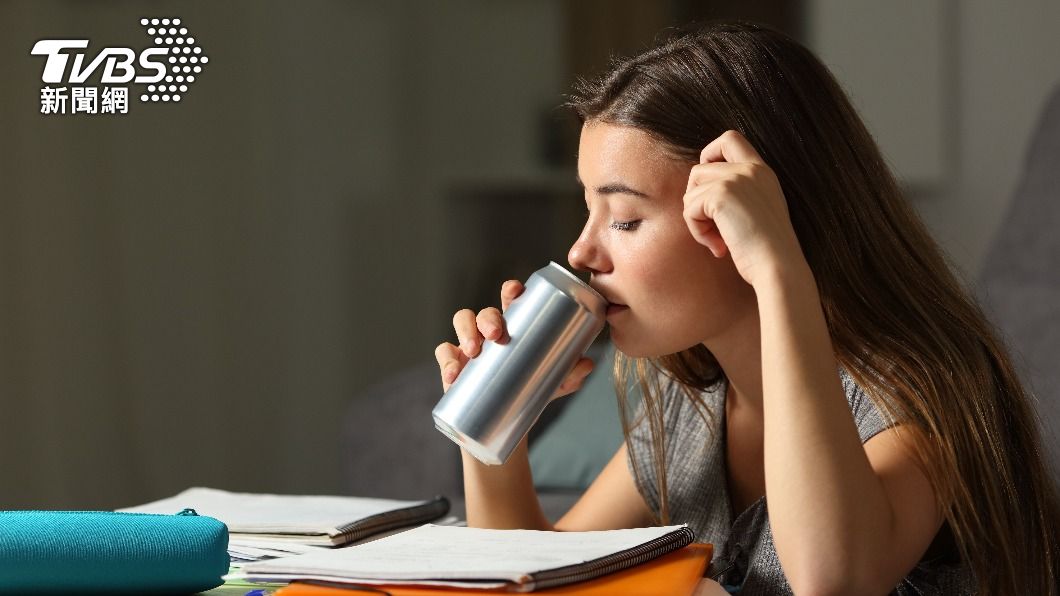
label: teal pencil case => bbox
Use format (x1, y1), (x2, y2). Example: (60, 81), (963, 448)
(0, 508), (229, 594)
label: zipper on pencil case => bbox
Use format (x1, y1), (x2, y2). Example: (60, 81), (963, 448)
(0, 508), (202, 517)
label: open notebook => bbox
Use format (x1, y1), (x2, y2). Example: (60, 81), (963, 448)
(229, 523), (695, 592)
(120, 487), (450, 547)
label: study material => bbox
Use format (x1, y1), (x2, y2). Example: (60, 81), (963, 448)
(227, 539), (330, 563)
(227, 516), (463, 563)
(270, 543), (712, 595)
(230, 523), (695, 592)
(120, 487), (450, 547)
(0, 509), (228, 594)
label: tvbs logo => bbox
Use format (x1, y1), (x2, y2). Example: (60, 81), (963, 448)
(31, 17), (208, 115)
(31, 40), (167, 85)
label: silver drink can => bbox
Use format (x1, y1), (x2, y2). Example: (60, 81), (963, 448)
(432, 261), (608, 465)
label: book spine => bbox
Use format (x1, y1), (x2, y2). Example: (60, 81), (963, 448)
(332, 496), (450, 544)
(524, 526), (695, 591)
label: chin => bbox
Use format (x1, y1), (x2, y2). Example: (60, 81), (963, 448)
(609, 329), (681, 360)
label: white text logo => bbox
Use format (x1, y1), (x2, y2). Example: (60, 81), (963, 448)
(31, 17), (209, 115)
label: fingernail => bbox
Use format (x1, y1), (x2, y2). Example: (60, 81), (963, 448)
(444, 366), (457, 384)
(481, 324), (497, 339)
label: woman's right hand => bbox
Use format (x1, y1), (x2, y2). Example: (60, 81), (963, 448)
(434, 279), (595, 395)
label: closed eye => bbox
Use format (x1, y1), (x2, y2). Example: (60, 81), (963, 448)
(609, 220), (641, 232)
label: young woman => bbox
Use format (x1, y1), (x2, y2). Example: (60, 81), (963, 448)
(434, 22), (1059, 595)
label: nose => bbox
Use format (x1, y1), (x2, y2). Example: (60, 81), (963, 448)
(567, 224), (610, 275)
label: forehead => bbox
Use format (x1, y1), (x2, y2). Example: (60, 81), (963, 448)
(577, 122), (683, 181)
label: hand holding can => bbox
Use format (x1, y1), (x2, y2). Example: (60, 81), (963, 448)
(432, 262), (607, 465)
(434, 280), (595, 395)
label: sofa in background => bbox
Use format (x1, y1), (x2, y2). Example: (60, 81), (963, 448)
(341, 340), (624, 522)
(978, 82), (1060, 482)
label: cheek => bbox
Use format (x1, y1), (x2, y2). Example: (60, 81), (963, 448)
(614, 233), (687, 299)
(622, 230), (750, 350)
(609, 237), (700, 345)
(631, 222), (716, 300)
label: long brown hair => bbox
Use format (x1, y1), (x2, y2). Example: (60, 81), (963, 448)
(567, 21), (1059, 595)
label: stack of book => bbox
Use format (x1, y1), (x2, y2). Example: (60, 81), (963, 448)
(229, 523), (706, 594)
(121, 487), (452, 561)
(124, 487), (712, 594)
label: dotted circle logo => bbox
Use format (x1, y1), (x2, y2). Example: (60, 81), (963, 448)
(138, 17), (207, 103)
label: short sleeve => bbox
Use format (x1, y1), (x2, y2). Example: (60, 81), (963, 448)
(841, 368), (896, 443)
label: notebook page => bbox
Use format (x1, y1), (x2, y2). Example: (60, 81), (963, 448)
(236, 523), (689, 583)
(119, 487), (435, 534)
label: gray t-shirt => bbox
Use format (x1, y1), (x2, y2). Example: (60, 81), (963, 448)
(626, 369), (975, 595)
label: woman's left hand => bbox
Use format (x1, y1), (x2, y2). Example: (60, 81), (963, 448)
(683, 130), (808, 289)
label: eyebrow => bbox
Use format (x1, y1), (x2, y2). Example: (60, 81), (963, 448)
(575, 174), (651, 199)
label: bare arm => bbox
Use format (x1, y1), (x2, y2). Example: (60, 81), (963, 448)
(757, 263), (943, 595)
(461, 439), (655, 531)
(554, 442), (656, 531)
(460, 437), (553, 530)
(683, 131), (944, 594)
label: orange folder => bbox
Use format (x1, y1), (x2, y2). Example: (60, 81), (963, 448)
(272, 542), (712, 596)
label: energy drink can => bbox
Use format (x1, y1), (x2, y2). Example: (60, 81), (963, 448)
(432, 261), (608, 465)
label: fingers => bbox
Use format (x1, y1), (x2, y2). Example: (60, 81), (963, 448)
(699, 129), (765, 165)
(438, 279), (526, 392)
(685, 161), (751, 194)
(450, 281), (522, 363)
(553, 356), (596, 400)
(476, 307), (508, 343)
(452, 308), (482, 358)
(682, 185), (729, 258)
(500, 280), (523, 312)
(434, 342), (467, 390)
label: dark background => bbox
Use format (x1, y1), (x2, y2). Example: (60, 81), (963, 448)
(1, 0), (1056, 509)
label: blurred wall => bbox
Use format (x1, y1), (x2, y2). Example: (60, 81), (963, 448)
(807, 0), (1060, 279)
(807, 2), (1060, 468)
(0, 0), (568, 508)
(941, 0), (1060, 275)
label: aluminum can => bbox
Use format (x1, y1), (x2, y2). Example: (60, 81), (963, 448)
(432, 261), (607, 465)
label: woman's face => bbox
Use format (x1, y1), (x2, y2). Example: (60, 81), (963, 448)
(568, 121), (756, 358)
